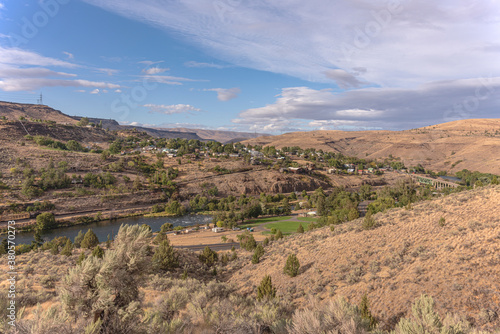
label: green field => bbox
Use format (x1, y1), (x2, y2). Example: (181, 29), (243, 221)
(262, 220), (304, 235)
(296, 216), (319, 222)
(240, 216), (292, 229)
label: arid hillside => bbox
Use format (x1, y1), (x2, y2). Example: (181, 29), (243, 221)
(243, 119), (500, 175)
(228, 184), (500, 331)
(161, 127), (268, 143)
(0, 101), (78, 124)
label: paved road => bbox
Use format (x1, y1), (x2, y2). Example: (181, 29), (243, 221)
(174, 242), (240, 252)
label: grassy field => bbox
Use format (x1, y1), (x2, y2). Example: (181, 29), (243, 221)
(296, 216), (319, 222)
(239, 216), (292, 229)
(262, 220), (304, 235)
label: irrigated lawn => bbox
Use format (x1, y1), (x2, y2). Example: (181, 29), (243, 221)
(297, 216), (319, 222)
(240, 216), (292, 229)
(263, 220), (304, 235)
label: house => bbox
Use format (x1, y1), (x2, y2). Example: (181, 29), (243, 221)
(289, 167), (305, 174)
(328, 168), (337, 174)
(307, 211), (317, 216)
(212, 227), (224, 233)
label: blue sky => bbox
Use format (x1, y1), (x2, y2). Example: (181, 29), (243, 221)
(0, 0), (499, 133)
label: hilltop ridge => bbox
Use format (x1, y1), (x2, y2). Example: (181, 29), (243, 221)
(243, 119), (500, 175)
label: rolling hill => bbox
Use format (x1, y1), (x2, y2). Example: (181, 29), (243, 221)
(243, 119), (500, 175)
(228, 184), (500, 331)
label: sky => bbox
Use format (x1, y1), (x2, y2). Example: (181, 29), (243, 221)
(0, 0), (499, 134)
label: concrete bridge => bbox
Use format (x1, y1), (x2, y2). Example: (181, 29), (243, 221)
(410, 175), (460, 189)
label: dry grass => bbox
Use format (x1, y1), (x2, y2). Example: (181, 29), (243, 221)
(243, 118), (500, 175)
(228, 184), (500, 331)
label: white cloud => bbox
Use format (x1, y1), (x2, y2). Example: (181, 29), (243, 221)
(114, 89), (122, 93)
(0, 78), (120, 91)
(62, 51), (74, 59)
(235, 78), (500, 130)
(75, 89), (86, 93)
(0, 47), (76, 67)
(90, 89), (100, 94)
(142, 74), (206, 85)
(184, 61), (226, 69)
(143, 103), (202, 114)
(138, 60), (164, 66)
(80, 0), (500, 88)
(0, 47), (121, 92)
(142, 66), (169, 75)
(96, 68), (119, 76)
(204, 87), (240, 101)
(0, 66), (76, 78)
(324, 69), (366, 89)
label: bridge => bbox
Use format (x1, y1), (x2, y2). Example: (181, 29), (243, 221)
(410, 175), (460, 189)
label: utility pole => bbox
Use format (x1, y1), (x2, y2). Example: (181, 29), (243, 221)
(37, 93), (43, 105)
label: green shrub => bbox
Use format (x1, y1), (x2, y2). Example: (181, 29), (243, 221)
(257, 275), (276, 300)
(81, 229), (99, 249)
(92, 245), (104, 258)
(61, 239), (73, 256)
(199, 246), (218, 266)
(35, 212), (57, 231)
(275, 229), (283, 240)
(252, 244), (265, 264)
(74, 230), (84, 248)
(237, 232), (257, 251)
(284, 253), (300, 277)
(297, 223), (304, 233)
(362, 212), (377, 230)
(76, 252), (86, 265)
(152, 239), (179, 271)
(359, 294), (377, 329)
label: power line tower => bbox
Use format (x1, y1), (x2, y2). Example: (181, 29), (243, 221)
(37, 93), (43, 105)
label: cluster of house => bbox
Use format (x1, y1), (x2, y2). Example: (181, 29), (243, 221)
(279, 164), (316, 174)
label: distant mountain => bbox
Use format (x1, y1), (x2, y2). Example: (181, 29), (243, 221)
(242, 119), (500, 175)
(156, 127), (269, 143)
(0, 101), (262, 143)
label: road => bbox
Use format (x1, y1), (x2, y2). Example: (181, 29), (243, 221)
(174, 242), (240, 252)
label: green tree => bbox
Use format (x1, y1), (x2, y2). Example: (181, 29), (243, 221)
(81, 229), (99, 249)
(160, 223), (173, 232)
(275, 229), (283, 240)
(91, 245), (104, 258)
(252, 244), (265, 264)
(152, 239), (179, 271)
(359, 294), (377, 329)
(237, 232), (257, 251)
(74, 230), (84, 248)
(77, 117), (89, 126)
(61, 239), (73, 256)
(199, 246), (218, 266)
(297, 223), (304, 233)
(76, 252), (86, 265)
(362, 212), (377, 230)
(257, 275), (276, 300)
(284, 253), (300, 277)
(35, 212), (56, 231)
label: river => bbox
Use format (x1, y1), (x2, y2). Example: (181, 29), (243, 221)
(13, 214), (213, 245)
